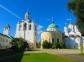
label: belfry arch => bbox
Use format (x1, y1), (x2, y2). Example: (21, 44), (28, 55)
(23, 23), (27, 30)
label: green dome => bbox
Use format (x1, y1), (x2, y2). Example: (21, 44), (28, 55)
(48, 23), (58, 28)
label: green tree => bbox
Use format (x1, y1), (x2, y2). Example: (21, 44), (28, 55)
(52, 42), (57, 49)
(68, 0), (84, 36)
(42, 40), (52, 49)
(68, 0), (84, 54)
(59, 41), (65, 49)
(10, 38), (29, 51)
(36, 42), (41, 48)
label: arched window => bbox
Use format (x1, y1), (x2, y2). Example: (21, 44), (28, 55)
(19, 25), (21, 31)
(52, 38), (54, 43)
(29, 24), (31, 30)
(24, 23), (27, 30)
(57, 38), (59, 43)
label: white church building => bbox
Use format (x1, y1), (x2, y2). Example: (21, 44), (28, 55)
(64, 23), (84, 49)
(0, 24), (11, 49)
(15, 11), (37, 48)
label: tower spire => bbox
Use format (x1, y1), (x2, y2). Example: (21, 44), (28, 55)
(25, 11), (30, 20)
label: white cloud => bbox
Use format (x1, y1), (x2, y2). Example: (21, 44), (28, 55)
(37, 30), (43, 34)
(37, 25), (43, 34)
(37, 25), (43, 30)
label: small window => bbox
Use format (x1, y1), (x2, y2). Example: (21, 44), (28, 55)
(29, 24), (31, 30)
(52, 38), (54, 43)
(19, 25), (21, 31)
(57, 38), (59, 43)
(24, 23), (27, 30)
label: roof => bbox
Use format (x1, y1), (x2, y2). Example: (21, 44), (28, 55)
(48, 23), (58, 28)
(0, 33), (12, 39)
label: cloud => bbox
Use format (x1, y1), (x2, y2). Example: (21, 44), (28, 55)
(0, 4), (22, 20)
(37, 25), (43, 30)
(37, 25), (43, 34)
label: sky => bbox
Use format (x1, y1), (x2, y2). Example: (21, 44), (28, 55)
(0, 0), (76, 41)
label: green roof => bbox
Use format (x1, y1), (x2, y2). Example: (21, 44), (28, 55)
(48, 23), (58, 28)
(0, 33), (12, 39)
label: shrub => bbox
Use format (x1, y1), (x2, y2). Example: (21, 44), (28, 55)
(10, 38), (29, 51)
(42, 40), (52, 49)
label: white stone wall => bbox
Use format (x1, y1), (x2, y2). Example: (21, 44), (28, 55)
(15, 12), (37, 47)
(15, 22), (36, 43)
(0, 34), (11, 49)
(64, 23), (84, 49)
(3, 25), (10, 36)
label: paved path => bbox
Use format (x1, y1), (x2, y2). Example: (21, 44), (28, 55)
(25, 49), (84, 62)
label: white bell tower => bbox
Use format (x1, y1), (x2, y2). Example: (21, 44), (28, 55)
(3, 24), (10, 36)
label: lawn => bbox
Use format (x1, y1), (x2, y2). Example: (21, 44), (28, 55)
(21, 53), (78, 62)
(0, 52), (78, 62)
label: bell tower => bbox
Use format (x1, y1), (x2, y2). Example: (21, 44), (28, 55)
(3, 24), (10, 36)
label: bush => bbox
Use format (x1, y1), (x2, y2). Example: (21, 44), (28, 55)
(10, 38), (29, 51)
(36, 42), (41, 48)
(42, 40), (52, 49)
(42, 40), (65, 49)
(52, 42), (56, 49)
(52, 41), (65, 49)
(59, 41), (65, 49)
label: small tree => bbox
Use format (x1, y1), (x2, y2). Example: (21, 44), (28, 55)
(52, 41), (65, 49)
(10, 38), (29, 51)
(59, 41), (65, 49)
(36, 42), (41, 48)
(52, 42), (57, 49)
(42, 40), (52, 49)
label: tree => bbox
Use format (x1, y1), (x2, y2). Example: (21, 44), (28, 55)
(36, 42), (41, 48)
(42, 40), (52, 49)
(10, 38), (29, 51)
(68, 0), (84, 36)
(59, 41), (65, 49)
(52, 41), (65, 49)
(52, 42), (57, 49)
(68, 0), (84, 54)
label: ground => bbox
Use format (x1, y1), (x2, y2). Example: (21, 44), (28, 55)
(0, 49), (84, 62)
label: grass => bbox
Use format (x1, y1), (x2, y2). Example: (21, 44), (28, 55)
(79, 53), (84, 56)
(21, 53), (78, 62)
(0, 50), (79, 62)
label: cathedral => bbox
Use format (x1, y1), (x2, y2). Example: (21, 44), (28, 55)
(64, 23), (84, 49)
(15, 11), (37, 48)
(0, 11), (84, 49)
(41, 20), (63, 49)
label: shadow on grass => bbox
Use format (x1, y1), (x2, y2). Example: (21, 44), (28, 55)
(0, 49), (41, 62)
(0, 49), (24, 62)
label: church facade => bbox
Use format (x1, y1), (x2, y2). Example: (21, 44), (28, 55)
(64, 23), (84, 49)
(41, 21), (63, 49)
(15, 11), (37, 48)
(0, 24), (11, 49)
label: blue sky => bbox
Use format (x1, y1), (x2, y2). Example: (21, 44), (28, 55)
(0, 0), (76, 41)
